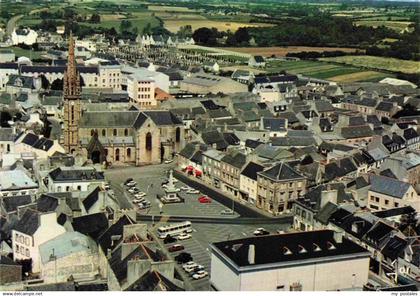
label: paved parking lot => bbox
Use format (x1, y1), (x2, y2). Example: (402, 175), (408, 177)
(105, 164), (240, 218)
(151, 221), (291, 291)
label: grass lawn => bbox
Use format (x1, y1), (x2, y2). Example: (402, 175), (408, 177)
(320, 55), (420, 74)
(9, 47), (44, 59)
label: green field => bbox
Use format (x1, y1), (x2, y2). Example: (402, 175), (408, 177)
(265, 60), (392, 82)
(320, 55), (420, 74)
(9, 47), (44, 59)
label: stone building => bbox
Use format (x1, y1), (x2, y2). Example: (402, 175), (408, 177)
(79, 110), (185, 165)
(257, 162), (307, 215)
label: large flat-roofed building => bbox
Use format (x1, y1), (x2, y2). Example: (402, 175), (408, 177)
(210, 230), (370, 291)
(180, 73), (248, 94)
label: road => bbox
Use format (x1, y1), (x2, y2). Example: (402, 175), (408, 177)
(6, 14), (23, 36)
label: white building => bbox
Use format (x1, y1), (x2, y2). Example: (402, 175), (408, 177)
(0, 169), (38, 198)
(210, 230), (370, 291)
(38, 231), (99, 283)
(47, 166), (106, 193)
(11, 28), (38, 46)
(0, 63), (19, 91)
(239, 162), (264, 205)
(12, 210), (66, 273)
(125, 68), (169, 108)
(15, 132), (65, 159)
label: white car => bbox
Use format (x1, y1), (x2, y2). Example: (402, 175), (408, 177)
(128, 187), (138, 194)
(178, 233), (191, 240)
(135, 192), (146, 198)
(186, 189), (199, 194)
(221, 209), (234, 215)
(164, 159), (174, 164)
(126, 181), (137, 187)
(192, 270), (208, 280)
(184, 264), (201, 273)
(133, 197), (145, 203)
(180, 186), (190, 191)
(182, 261), (196, 269)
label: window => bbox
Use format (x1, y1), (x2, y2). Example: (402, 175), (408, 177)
(176, 127), (181, 143)
(394, 202), (399, 207)
(146, 132), (152, 151)
(66, 186), (70, 192)
(124, 128), (128, 136)
(57, 186), (62, 192)
(113, 129), (117, 136)
(115, 148), (120, 161)
(384, 200), (389, 205)
(102, 129), (106, 137)
(77, 185), (81, 191)
(127, 148), (131, 158)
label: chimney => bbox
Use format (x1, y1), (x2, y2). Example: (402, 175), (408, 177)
(320, 188), (338, 209)
(248, 244), (255, 265)
(333, 231), (343, 244)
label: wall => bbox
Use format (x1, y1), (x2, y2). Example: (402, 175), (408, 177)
(210, 253), (240, 291)
(238, 257), (369, 291)
(0, 264), (21, 285)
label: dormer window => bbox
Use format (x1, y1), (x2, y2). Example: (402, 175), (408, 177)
(298, 245), (307, 254)
(283, 246), (292, 255)
(327, 241), (336, 250)
(313, 243), (321, 252)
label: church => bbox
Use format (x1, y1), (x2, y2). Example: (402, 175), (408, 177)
(62, 34), (185, 166)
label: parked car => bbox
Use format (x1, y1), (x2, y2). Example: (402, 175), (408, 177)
(168, 244), (184, 252)
(135, 192), (146, 198)
(103, 183), (111, 190)
(198, 196), (211, 203)
(164, 235), (177, 244)
(132, 198), (144, 204)
(182, 261), (196, 270)
(175, 252), (192, 264)
(192, 270), (208, 280)
(128, 187), (139, 193)
(220, 209), (234, 215)
(178, 233), (192, 240)
(180, 186), (190, 191)
(126, 181), (137, 187)
(184, 264), (202, 273)
(253, 228), (270, 236)
(124, 178), (133, 185)
(164, 159), (174, 164)
(187, 189), (200, 194)
(188, 265), (205, 276)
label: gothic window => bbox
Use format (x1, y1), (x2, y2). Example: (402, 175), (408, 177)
(71, 105), (75, 122)
(124, 128), (128, 136)
(113, 129), (117, 136)
(102, 129), (106, 137)
(127, 148), (131, 158)
(176, 127), (181, 143)
(146, 132), (152, 151)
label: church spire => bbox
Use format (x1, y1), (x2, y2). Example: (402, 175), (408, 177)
(63, 31), (81, 98)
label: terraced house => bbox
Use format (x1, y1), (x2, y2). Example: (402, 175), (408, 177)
(257, 162), (307, 215)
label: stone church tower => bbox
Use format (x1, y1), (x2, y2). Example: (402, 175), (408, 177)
(63, 32), (82, 154)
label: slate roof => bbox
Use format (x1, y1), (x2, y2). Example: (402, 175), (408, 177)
(341, 125), (373, 139)
(82, 187), (100, 212)
(97, 215), (133, 251)
(403, 128), (419, 140)
(262, 118), (286, 131)
(79, 111), (140, 128)
(72, 212), (109, 240)
(376, 101), (394, 112)
(36, 194), (59, 212)
(143, 111), (183, 126)
(221, 152), (247, 169)
(315, 202), (339, 225)
(259, 162), (304, 181)
(201, 130), (228, 150)
(211, 230), (368, 268)
(364, 221), (395, 248)
(21, 65), (99, 74)
(127, 271), (183, 291)
(245, 139), (264, 149)
(223, 132), (240, 146)
(49, 167), (104, 182)
(2, 195), (31, 213)
(241, 162), (265, 181)
(270, 137), (316, 147)
(373, 206), (415, 219)
(369, 175), (411, 199)
(13, 209), (39, 235)
(6, 75), (34, 89)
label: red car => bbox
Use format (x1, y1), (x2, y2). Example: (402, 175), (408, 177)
(198, 196), (212, 203)
(168, 244), (184, 252)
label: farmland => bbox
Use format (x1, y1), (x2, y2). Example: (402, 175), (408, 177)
(219, 46), (362, 57)
(261, 60), (390, 83)
(320, 55), (420, 74)
(163, 20), (274, 33)
(354, 20), (413, 33)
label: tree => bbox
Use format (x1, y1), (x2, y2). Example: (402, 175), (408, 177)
(120, 20), (132, 32)
(192, 27), (218, 46)
(90, 13), (100, 23)
(40, 75), (50, 90)
(51, 78), (63, 91)
(143, 23), (152, 35)
(177, 25), (192, 38)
